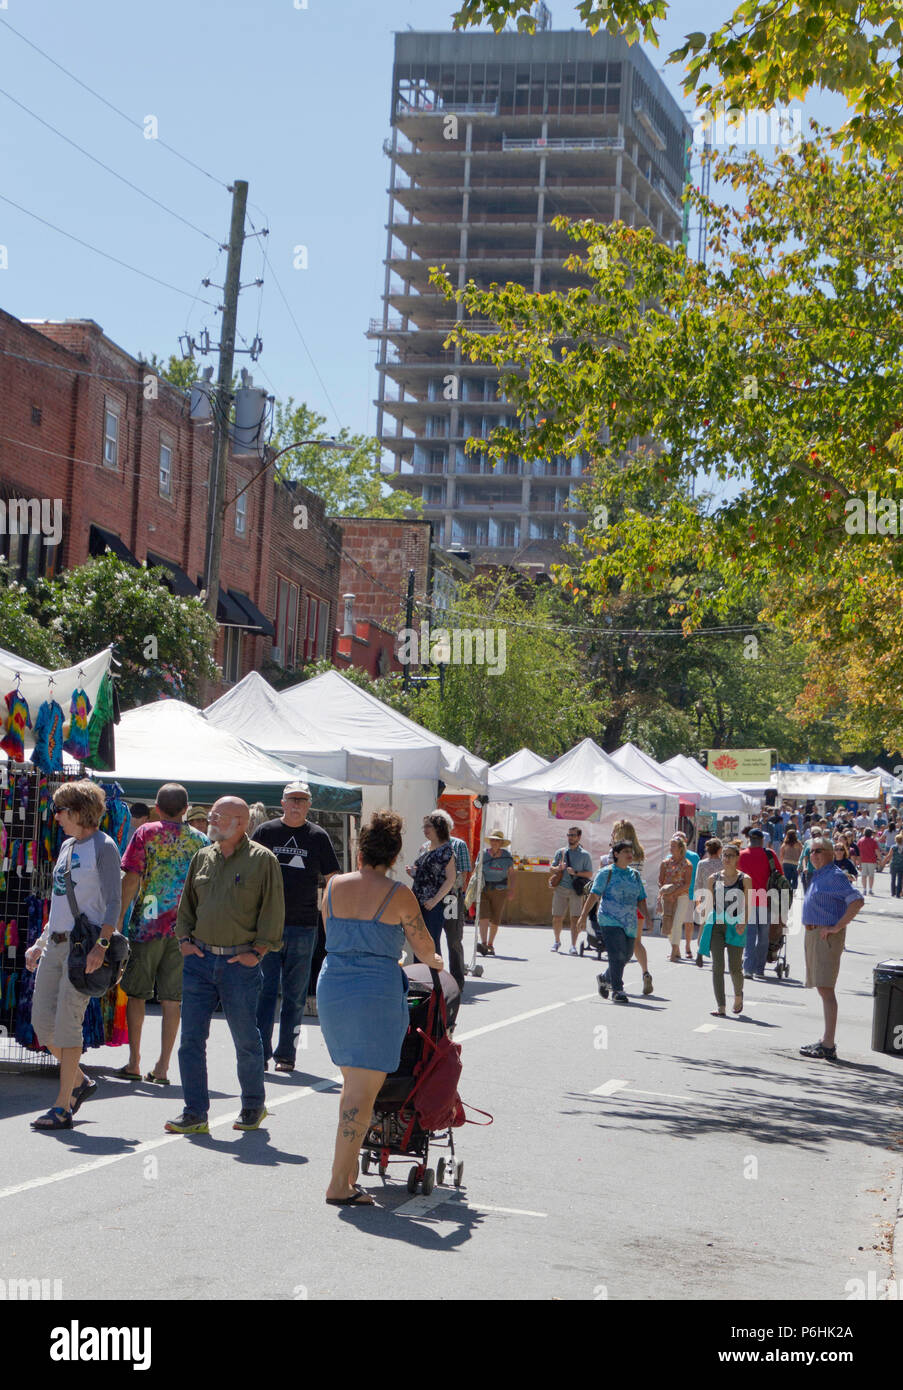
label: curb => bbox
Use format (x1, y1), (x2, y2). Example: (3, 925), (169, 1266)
(893, 1166), (903, 1284)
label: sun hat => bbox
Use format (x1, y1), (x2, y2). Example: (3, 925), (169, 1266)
(487, 829), (511, 845)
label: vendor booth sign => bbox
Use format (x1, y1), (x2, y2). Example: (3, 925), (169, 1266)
(706, 748), (772, 782)
(548, 793), (602, 822)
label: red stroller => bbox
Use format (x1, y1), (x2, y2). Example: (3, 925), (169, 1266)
(361, 965), (469, 1195)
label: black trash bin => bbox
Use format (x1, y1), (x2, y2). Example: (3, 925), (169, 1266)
(871, 959), (903, 1057)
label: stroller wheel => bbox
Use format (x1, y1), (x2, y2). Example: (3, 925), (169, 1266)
(453, 1160), (464, 1188)
(422, 1168), (435, 1196)
(407, 1166), (420, 1195)
(579, 942), (585, 956)
(472, 963), (484, 978)
(361, 1152), (372, 1174)
(436, 1157), (446, 1186)
(378, 1157), (388, 1176)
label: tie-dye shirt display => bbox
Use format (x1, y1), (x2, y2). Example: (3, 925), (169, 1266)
(62, 688), (92, 761)
(1, 690), (32, 762)
(121, 821), (209, 942)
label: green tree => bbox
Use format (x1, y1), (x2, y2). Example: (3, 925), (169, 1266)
(30, 554), (220, 708)
(142, 354), (199, 392)
(270, 401), (421, 519)
(451, 0), (903, 162)
(0, 562), (66, 668)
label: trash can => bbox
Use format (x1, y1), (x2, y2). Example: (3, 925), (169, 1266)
(871, 960), (903, 1057)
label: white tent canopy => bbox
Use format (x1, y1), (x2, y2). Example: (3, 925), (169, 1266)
(279, 671), (489, 867)
(205, 672), (392, 786)
(775, 769), (883, 802)
(662, 755), (759, 814)
(610, 742), (699, 805)
(487, 737), (676, 894)
(866, 765), (903, 795)
(489, 747), (549, 789)
(100, 699), (362, 812)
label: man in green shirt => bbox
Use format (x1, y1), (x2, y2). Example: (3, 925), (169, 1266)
(165, 797), (284, 1135)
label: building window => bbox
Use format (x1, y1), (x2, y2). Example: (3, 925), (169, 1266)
(159, 437), (173, 498)
(275, 574), (299, 669)
(235, 489), (247, 537)
(317, 599), (330, 659)
(222, 627), (243, 683)
(103, 402), (120, 469)
(300, 593), (331, 664)
(31, 406), (42, 426)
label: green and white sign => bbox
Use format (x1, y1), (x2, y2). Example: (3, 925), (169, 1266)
(706, 749), (773, 782)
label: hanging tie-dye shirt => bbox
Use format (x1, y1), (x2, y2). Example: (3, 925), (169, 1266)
(30, 699), (65, 774)
(1, 690), (32, 762)
(62, 688), (92, 761)
(121, 820), (209, 942)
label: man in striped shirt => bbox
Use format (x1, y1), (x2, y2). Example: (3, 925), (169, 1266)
(798, 840), (864, 1062)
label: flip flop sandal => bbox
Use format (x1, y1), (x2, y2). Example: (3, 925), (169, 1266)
(326, 1186), (375, 1207)
(144, 1073), (170, 1086)
(710, 1009), (726, 1017)
(31, 1106), (72, 1129)
(70, 1077), (98, 1114)
(116, 1066), (142, 1080)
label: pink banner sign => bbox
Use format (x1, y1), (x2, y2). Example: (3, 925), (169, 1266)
(548, 793), (603, 822)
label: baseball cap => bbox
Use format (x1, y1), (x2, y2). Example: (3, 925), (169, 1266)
(748, 828), (765, 840)
(283, 780), (311, 798)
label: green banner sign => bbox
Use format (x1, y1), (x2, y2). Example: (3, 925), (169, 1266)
(706, 749), (773, 782)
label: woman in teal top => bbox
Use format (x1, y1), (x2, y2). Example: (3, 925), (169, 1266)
(698, 843), (749, 1017)
(317, 809), (443, 1206)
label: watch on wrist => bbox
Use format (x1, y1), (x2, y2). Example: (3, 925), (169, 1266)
(97, 937), (111, 950)
(251, 947), (264, 959)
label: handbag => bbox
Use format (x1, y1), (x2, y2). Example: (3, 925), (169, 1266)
(406, 972), (463, 1133)
(765, 849), (791, 926)
(64, 838), (130, 998)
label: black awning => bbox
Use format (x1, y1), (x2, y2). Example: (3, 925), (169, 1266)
(89, 525), (139, 565)
(228, 589), (276, 638)
(147, 552), (200, 599)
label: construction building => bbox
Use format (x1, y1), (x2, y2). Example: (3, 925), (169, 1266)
(368, 27), (691, 571)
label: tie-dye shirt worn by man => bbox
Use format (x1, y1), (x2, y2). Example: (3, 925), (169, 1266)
(121, 821), (209, 942)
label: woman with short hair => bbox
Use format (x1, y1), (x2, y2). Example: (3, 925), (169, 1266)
(25, 780), (122, 1130)
(408, 811), (457, 951)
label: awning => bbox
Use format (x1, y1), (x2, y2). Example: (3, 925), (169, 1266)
(147, 552), (200, 599)
(197, 581), (248, 626)
(89, 524), (138, 565)
(228, 589), (275, 638)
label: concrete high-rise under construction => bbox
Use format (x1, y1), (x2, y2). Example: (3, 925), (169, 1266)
(369, 28), (691, 571)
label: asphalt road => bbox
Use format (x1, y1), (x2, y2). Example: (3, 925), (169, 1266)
(1, 877), (901, 1302)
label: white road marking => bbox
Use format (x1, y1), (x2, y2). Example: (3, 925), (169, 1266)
(0, 1076), (340, 1202)
(693, 1024), (720, 1033)
(466, 1203), (547, 1218)
(591, 1078), (630, 1096)
(626, 1088), (696, 1102)
(393, 1191), (547, 1219)
(570, 993), (599, 1003)
(455, 1000), (569, 1042)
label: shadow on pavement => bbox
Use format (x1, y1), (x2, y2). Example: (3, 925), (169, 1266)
(186, 1130), (310, 1166)
(333, 1191), (485, 1249)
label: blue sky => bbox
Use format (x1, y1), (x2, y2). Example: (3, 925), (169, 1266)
(0, 0), (850, 448)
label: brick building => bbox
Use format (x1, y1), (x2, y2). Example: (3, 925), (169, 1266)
(0, 310), (340, 697)
(333, 517), (473, 676)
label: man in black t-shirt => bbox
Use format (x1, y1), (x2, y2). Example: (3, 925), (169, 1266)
(252, 780), (340, 1071)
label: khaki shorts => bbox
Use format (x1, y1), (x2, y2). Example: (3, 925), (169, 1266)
(552, 886), (585, 918)
(121, 934), (183, 1002)
(804, 925), (846, 988)
(30, 937), (90, 1051)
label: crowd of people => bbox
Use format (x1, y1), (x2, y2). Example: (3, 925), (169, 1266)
(23, 781), (891, 1203)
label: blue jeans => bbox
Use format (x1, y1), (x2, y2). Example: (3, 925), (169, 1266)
(178, 945), (265, 1117)
(599, 923), (633, 993)
(743, 916), (770, 976)
(421, 899), (447, 949)
(256, 923), (316, 1064)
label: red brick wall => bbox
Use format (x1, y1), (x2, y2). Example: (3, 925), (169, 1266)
(336, 518), (432, 633)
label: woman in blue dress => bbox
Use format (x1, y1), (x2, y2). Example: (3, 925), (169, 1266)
(317, 809), (444, 1206)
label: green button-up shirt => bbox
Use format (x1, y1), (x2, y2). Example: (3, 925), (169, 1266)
(176, 835), (285, 950)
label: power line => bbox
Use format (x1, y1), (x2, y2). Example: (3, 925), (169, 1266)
(0, 16), (230, 192)
(0, 193), (220, 306)
(0, 343), (188, 388)
(0, 86), (222, 246)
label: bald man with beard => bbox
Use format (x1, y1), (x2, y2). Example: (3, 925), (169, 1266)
(166, 797), (285, 1135)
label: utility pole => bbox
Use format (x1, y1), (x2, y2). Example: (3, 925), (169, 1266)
(402, 568), (415, 691)
(204, 179), (249, 619)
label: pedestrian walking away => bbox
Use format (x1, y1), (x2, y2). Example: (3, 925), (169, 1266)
(576, 840), (647, 1003)
(852, 828), (879, 895)
(317, 809), (444, 1206)
(166, 797), (285, 1135)
(887, 833), (903, 897)
(549, 827), (593, 954)
(26, 781), (122, 1129)
(118, 782), (208, 1085)
(738, 828), (782, 980)
(252, 781), (340, 1073)
(474, 829), (514, 958)
(798, 839), (864, 1061)
(697, 845), (749, 1017)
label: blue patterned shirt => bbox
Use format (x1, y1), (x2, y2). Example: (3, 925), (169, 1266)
(802, 864), (863, 927)
(590, 865), (646, 938)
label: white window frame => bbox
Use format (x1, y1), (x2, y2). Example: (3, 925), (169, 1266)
(235, 489), (247, 537)
(159, 435), (173, 498)
(223, 627), (243, 683)
(103, 402), (120, 469)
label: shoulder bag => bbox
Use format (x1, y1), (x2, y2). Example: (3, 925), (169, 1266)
(65, 838), (130, 998)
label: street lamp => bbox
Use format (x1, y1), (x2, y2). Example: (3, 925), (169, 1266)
(222, 438), (356, 513)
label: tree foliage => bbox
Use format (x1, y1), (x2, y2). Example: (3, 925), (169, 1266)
(270, 401), (421, 519)
(451, 0), (903, 162)
(28, 553), (220, 709)
(0, 562), (66, 668)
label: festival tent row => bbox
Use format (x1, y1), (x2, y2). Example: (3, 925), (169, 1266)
(774, 764), (883, 802)
(102, 700), (362, 814)
(485, 738), (678, 895)
(489, 747), (549, 789)
(662, 754), (759, 814)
